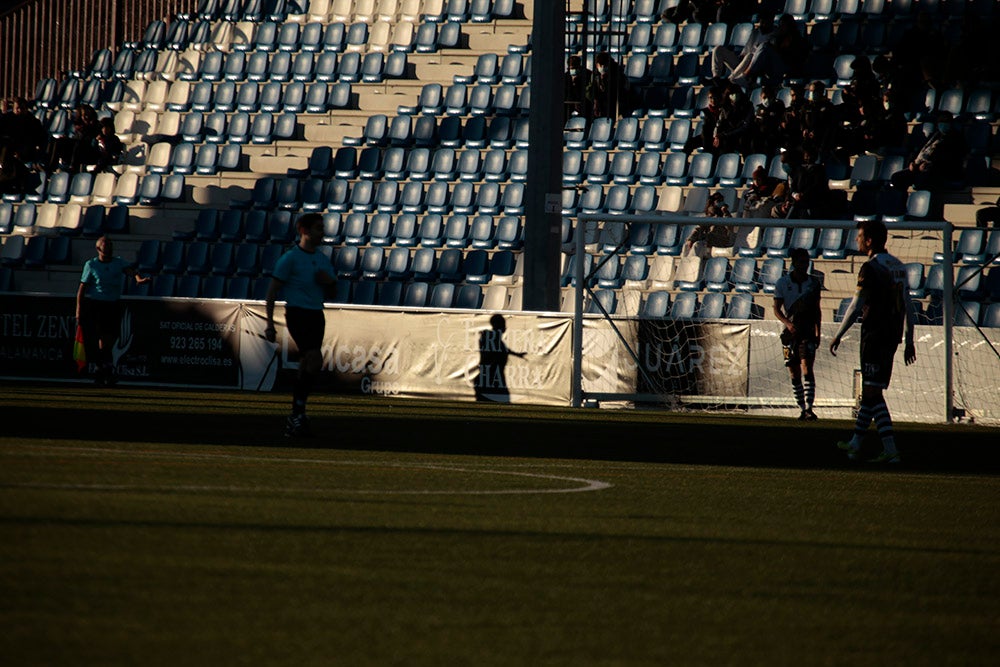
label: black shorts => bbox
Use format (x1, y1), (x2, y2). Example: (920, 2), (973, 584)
(80, 298), (121, 345)
(782, 334), (817, 368)
(285, 306), (325, 353)
(860, 337), (898, 389)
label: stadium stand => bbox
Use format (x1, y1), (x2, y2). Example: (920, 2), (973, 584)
(1, 0), (998, 333)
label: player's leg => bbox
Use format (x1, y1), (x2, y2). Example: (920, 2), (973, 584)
(285, 307), (325, 437)
(95, 301), (120, 385)
(784, 340), (806, 417)
(801, 342), (817, 420)
(865, 344), (900, 462)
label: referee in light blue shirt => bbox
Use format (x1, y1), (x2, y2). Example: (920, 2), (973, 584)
(75, 235), (150, 385)
(265, 213), (334, 437)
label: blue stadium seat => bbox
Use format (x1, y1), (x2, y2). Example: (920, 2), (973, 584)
(640, 291), (670, 318)
(760, 257), (785, 294)
(704, 257), (731, 292)
(670, 292), (698, 319)
(725, 292), (756, 319)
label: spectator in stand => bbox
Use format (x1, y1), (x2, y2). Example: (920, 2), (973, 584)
(75, 235), (151, 385)
(587, 51), (633, 119)
(664, 0), (756, 26)
(779, 84), (805, 152)
(770, 13), (811, 85)
(713, 83), (753, 155)
(774, 147), (830, 220)
(800, 81), (836, 158)
(750, 84), (785, 156)
(5, 97), (47, 167)
(773, 247), (822, 421)
(891, 11), (948, 111)
(710, 13), (776, 89)
(0, 98), (13, 134)
(684, 86), (723, 154)
(889, 111), (967, 192)
(683, 191), (735, 258)
(661, 0), (718, 24)
(975, 196), (1000, 229)
(741, 165), (785, 218)
(89, 117), (123, 172)
(50, 103), (101, 172)
(862, 89), (907, 156)
(564, 55), (592, 122)
(0, 143), (41, 196)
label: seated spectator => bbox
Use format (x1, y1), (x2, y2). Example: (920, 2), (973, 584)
(710, 14), (776, 90)
(49, 104), (100, 172)
(741, 165), (785, 218)
(800, 81), (836, 158)
(777, 84), (803, 151)
(889, 111), (968, 192)
(861, 90), (907, 156)
(4, 97), (47, 167)
(564, 55), (592, 122)
(0, 142), (42, 196)
(87, 118), (123, 173)
(770, 14), (811, 85)
(976, 196), (1000, 229)
(750, 85), (785, 156)
(683, 191), (736, 258)
(893, 11), (949, 101)
(661, 0), (718, 25)
(587, 51), (633, 119)
(774, 147), (830, 219)
(685, 86), (723, 154)
(713, 83), (754, 155)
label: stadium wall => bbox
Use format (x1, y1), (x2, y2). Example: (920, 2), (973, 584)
(2, 294), (997, 422)
(0, 0), (197, 101)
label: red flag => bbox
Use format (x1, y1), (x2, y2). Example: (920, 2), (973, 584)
(73, 323), (87, 372)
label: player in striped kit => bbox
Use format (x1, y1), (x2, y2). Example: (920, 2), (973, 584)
(773, 247), (822, 420)
(830, 220), (917, 463)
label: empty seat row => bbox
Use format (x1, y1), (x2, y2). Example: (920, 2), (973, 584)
(581, 289), (765, 321)
(331, 245), (517, 284)
(233, 175), (529, 216)
(0, 203), (128, 240)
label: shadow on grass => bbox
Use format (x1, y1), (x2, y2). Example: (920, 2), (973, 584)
(4, 391), (999, 474)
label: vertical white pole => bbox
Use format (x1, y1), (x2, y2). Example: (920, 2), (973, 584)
(572, 216), (586, 407)
(942, 222), (954, 422)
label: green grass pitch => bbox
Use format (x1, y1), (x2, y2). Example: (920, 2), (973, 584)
(1, 385), (999, 665)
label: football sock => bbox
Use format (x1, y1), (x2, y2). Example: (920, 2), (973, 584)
(803, 374), (815, 410)
(851, 403), (874, 447)
(791, 379), (805, 410)
(872, 399), (897, 454)
(292, 372), (315, 416)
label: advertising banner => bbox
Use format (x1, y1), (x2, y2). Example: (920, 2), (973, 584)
(0, 295), (241, 387)
(241, 305), (574, 405)
(581, 318), (751, 398)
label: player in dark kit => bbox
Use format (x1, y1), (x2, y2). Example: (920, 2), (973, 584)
(830, 220), (916, 463)
(773, 247), (822, 420)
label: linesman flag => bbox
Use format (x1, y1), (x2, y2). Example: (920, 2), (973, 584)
(73, 323), (87, 372)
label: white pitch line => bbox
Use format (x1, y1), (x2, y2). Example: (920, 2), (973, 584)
(1, 445), (612, 496)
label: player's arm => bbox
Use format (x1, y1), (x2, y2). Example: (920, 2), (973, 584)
(123, 263), (151, 284)
(902, 282), (917, 365)
(75, 281), (86, 321)
(772, 296), (794, 332)
(264, 277), (284, 343)
(830, 288), (866, 356)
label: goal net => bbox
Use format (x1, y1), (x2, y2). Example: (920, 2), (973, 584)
(570, 211), (1000, 425)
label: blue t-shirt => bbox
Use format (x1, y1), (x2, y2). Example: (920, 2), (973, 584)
(80, 256), (130, 301)
(272, 245), (329, 310)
